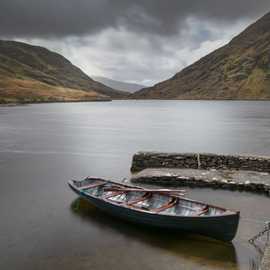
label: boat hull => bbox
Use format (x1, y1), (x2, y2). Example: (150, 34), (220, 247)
(69, 181), (239, 242)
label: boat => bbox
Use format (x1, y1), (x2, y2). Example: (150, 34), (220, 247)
(68, 177), (240, 242)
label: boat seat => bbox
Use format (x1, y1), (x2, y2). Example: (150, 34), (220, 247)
(153, 198), (178, 213)
(127, 192), (152, 206)
(196, 206), (209, 216)
(104, 191), (126, 200)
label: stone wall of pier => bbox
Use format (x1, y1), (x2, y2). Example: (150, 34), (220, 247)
(131, 152), (270, 173)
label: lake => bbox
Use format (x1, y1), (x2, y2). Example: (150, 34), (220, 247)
(1, 100), (270, 270)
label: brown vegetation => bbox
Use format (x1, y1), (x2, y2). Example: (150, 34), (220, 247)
(0, 40), (128, 103)
(0, 77), (110, 103)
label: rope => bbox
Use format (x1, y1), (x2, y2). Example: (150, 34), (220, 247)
(249, 221), (270, 244)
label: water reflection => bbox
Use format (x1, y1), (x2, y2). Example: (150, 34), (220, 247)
(70, 197), (238, 269)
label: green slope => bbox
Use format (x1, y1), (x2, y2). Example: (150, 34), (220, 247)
(132, 12), (270, 100)
(0, 40), (128, 103)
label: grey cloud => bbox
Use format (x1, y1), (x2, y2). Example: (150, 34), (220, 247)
(3, 1), (270, 86)
(1, 0), (270, 37)
(19, 18), (249, 85)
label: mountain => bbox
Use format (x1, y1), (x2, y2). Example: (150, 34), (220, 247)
(93, 76), (145, 93)
(0, 40), (128, 103)
(132, 12), (270, 100)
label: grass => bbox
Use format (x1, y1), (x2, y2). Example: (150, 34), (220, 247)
(0, 77), (111, 104)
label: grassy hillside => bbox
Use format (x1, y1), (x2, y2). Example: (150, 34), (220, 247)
(132, 12), (270, 100)
(0, 40), (128, 103)
(0, 76), (110, 104)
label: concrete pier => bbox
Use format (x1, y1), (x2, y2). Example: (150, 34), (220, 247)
(131, 167), (270, 194)
(131, 152), (270, 195)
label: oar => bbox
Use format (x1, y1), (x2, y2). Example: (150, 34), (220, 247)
(105, 187), (186, 193)
(104, 186), (187, 196)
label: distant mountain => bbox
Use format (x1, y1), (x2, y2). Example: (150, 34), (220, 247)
(132, 12), (270, 100)
(93, 76), (145, 93)
(0, 40), (128, 103)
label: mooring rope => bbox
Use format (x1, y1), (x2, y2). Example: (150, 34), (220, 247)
(249, 221), (270, 244)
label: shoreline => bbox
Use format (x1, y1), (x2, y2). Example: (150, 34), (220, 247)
(2, 99), (270, 107)
(0, 99), (113, 106)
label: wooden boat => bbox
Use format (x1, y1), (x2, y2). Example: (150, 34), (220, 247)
(68, 177), (240, 242)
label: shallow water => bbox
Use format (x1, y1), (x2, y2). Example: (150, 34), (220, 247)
(1, 100), (270, 270)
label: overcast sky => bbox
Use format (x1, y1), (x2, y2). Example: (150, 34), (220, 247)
(1, 1), (270, 86)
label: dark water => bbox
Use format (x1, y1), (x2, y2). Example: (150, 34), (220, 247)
(1, 101), (270, 270)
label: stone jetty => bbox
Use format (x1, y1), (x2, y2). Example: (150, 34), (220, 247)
(131, 152), (270, 195)
(131, 152), (270, 174)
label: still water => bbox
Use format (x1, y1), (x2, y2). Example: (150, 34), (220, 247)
(1, 100), (270, 270)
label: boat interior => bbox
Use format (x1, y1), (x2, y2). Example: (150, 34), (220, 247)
(72, 178), (227, 217)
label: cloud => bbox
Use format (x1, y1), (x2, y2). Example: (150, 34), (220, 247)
(1, 0), (269, 38)
(18, 17), (250, 85)
(1, 1), (270, 85)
